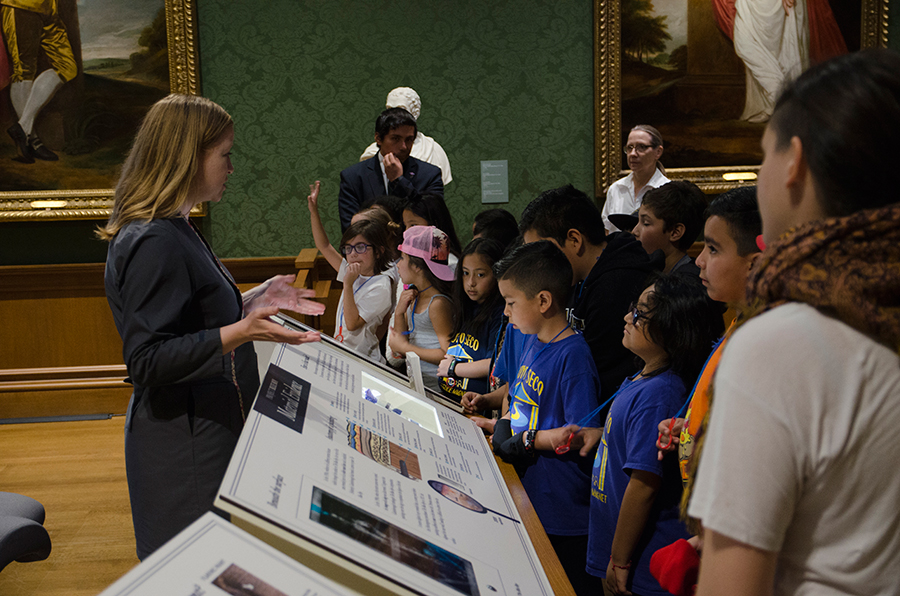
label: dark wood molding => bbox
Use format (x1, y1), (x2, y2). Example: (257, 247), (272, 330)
(220, 257), (300, 283)
(0, 256), (303, 418)
(0, 257), (299, 299)
(0, 365), (128, 383)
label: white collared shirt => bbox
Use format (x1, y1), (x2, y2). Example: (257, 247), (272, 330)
(602, 168), (670, 232)
(363, 132), (453, 185)
(377, 151), (389, 194)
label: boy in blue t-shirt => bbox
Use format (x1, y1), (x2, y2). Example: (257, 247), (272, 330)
(489, 241), (602, 595)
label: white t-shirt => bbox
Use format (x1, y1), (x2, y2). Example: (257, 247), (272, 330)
(602, 168), (670, 232)
(689, 303), (900, 596)
(336, 260), (392, 363)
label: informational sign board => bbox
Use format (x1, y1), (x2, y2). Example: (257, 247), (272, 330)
(98, 512), (358, 596)
(480, 160), (509, 204)
(215, 334), (554, 596)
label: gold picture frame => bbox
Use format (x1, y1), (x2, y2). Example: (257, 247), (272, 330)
(0, 0), (199, 221)
(594, 0), (891, 197)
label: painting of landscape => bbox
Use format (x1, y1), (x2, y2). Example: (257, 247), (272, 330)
(0, 0), (169, 193)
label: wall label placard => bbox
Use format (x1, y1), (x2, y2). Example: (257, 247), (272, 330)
(480, 160), (509, 204)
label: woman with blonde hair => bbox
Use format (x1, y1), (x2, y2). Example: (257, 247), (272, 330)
(101, 94), (324, 560)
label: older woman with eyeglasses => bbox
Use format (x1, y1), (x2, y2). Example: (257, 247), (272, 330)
(602, 124), (669, 233)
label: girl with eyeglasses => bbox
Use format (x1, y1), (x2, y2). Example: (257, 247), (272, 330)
(308, 181), (395, 362)
(548, 272), (723, 596)
(596, 273), (723, 595)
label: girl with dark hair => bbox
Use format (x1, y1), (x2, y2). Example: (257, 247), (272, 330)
(580, 273), (723, 596)
(387, 194), (461, 366)
(688, 49), (900, 596)
(308, 181), (394, 363)
(402, 193), (462, 257)
(436, 238), (506, 402)
(389, 226), (457, 392)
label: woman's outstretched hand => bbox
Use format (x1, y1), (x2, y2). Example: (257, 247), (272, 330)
(222, 305), (321, 353)
(245, 275), (326, 316)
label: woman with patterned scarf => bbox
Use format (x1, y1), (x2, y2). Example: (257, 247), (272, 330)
(686, 49), (900, 596)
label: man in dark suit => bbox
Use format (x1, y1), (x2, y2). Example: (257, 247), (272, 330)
(338, 107), (444, 231)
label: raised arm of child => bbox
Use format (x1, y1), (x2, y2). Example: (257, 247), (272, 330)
(306, 180), (342, 273)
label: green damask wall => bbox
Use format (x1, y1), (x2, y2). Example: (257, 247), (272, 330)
(197, 0), (594, 257)
(3, 3), (900, 264)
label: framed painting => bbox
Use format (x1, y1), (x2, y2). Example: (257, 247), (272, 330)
(0, 0), (199, 221)
(594, 0), (891, 196)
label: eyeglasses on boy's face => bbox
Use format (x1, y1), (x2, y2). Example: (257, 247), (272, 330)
(628, 302), (649, 326)
(623, 143), (656, 155)
(340, 243), (373, 256)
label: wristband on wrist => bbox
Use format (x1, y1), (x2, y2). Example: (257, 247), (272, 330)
(609, 556), (632, 570)
(524, 429), (537, 456)
(447, 358), (459, 379)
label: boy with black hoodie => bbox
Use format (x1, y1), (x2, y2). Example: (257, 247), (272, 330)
(519, 184), (663, 403)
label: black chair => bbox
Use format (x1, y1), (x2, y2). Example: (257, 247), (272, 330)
(0, 492), (51, 572)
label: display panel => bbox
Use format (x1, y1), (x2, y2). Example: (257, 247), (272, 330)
(99, 513), (356, 596)
(216, 337), (554, 596)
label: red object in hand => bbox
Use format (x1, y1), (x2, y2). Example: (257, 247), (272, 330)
(657, 417), (677, 451)
(555, 432), (575, 455)
(650, 539), (700, 596)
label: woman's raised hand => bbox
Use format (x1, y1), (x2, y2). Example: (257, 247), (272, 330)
(248, 275), (326, 316)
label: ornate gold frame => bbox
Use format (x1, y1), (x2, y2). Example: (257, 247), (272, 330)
(0, 0), (199, 221)
(593, 0), (891, 196)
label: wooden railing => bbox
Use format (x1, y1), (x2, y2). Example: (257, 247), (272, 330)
(0, 252), (338, 420)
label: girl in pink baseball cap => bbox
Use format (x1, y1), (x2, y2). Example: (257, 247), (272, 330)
(390, 226), (457, 391)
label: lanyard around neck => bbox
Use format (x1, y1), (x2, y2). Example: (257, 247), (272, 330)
(513, 324), (569, 396)
(401, 285), (433, 336)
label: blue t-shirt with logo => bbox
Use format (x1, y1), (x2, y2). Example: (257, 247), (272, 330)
(503, 328), (601, 536)
(439, 303), (503, 400)
(587, 370), (690, 595)
(492, 323), (524, 387)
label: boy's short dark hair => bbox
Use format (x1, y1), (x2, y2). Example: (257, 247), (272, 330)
(375, 107), (417, 139)
(518, 184), (607, 246)
(473, 208), (519, 250)
(360, 194), (405, 226)
(705, 186), (762, 256)
(641, 181), (708, 252)
(493, 240), (573, 307)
